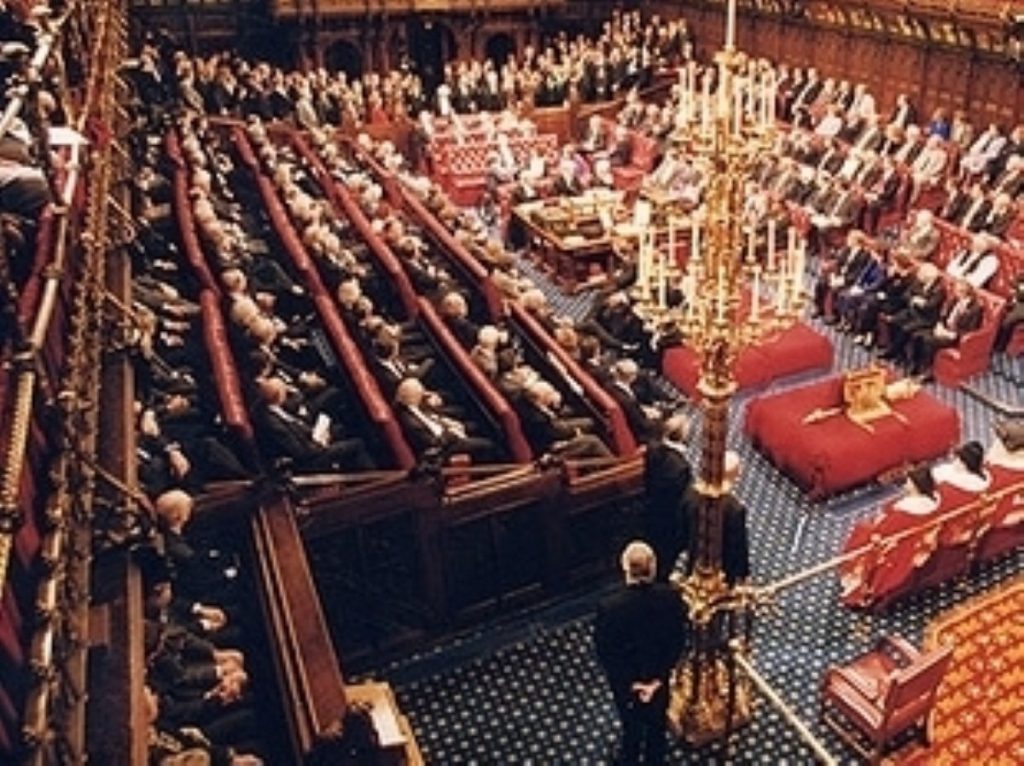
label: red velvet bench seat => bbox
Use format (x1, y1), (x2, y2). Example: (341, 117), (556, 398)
(744, 375), (960, 498)
(662, 322), (834, 399)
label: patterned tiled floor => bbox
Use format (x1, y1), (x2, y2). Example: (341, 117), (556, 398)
(356, 259), (1024, 763)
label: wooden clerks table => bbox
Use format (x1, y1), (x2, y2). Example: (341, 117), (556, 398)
(513, 190), (625, 293)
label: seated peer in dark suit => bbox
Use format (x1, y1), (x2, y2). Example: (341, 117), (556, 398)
(137, 404), (251, 495)
(643, 415), (693, 580)
(519, 380), (611, 459)
(879, 262), (946, 361)
(812, 230), (872, 320)
(370, 331), (435, 395)
(154, 490), (242, 612)
(146, 684), (264, 766)
(594, 541), (690, 766)
(957, 184), (993, 233)
(980, 193), (1016, 238)
(607, 358), (661, 443)
(851, 254), (915, 347)
(394, 377), (499, 463)
(994, 274), (1024, 352)
(835, 247), (887, 332)
(438, 291), (480, 349)
(859, 156), (901, 234)
(254, 377), (373, 471)
(907, 280), (984, 377)
(578, 334), (612, 387)
(580, 291), (648, 355)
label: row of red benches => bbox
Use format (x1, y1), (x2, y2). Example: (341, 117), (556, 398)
(839, 467), (1024, 610)
(432, 132), (560, 207)
(229, 127), (418, 471)
(343, 138), (640, 458)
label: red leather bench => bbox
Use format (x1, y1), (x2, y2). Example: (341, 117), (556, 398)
(432, 133), (558, 207)
(169, 132), (219, 294)
(312, 294), (416, 470)
(839, 470), (1024, 610)
(287, 132), (420, 319)
(199, 290), (256, 452)
(417, 298), (532, 464)
(509, 303), (637, 457)
(933, 288), (1004, 387)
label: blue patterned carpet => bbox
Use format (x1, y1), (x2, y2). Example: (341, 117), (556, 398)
(355, 257), (1024, 763)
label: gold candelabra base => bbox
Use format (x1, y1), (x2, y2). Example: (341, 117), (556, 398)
(668, 646), (752, 746)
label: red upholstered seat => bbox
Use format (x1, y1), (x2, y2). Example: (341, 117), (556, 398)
(744, 374), (960, 498)
(510, 304), (636, 457)
(933, 289), (1004, 387)
(662, 322), (833, 399)
(821, 635), (953, 764)
(1006, 324), (1024, 358)
(199, 290), (256, 452)
(975, 466), (1024, 563)
(417, 298), (532, 464)
(612, 133), (659, 192)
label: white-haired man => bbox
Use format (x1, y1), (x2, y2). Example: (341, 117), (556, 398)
(594, 541), (690, 765)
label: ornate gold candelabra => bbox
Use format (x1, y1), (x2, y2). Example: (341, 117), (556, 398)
(635, 3), (808, 746)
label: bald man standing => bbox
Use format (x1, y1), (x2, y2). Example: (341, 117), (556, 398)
(594, 542), (690, 764)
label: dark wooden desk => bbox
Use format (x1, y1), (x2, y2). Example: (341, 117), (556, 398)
(513, 194), (624, 292)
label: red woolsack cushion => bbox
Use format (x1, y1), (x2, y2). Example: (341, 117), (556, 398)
(744, 374), (960, 498)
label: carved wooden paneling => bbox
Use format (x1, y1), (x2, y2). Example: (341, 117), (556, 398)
(921, 48), (970, 118)
(648, 2), (1023, 127)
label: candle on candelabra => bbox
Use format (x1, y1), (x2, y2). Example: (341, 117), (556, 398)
(793, 240), (806, 305)
(686, 275), (697, 319)
(716, 266), (726, 321)
(726, 0), (737, 49)
(688, 61), (697, 120)
(746, 227), (755, 263)
(776, 260), (787, 313)
(733, 83), (742, 135)
(787, 224), (797, 258)
(691, 218), (701, 264)
(767, 218), (776, 271)
(658, 252), (667, 308)
(669, 219), (677, 267)
(701, 75), (711, 137)
(751, 268), (761, 322)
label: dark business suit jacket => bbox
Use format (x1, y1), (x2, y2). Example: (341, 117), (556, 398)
(643, 444), (693, 577)
(594, 582), (690, 697)
(609, 383), (657, 443)
(680, 491), (751, 585)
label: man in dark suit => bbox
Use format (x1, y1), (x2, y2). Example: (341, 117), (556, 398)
(594, 541), (690, 765)
(680, 451), (751, 586)
(880, 262), (947, 362)
(518, 380), (611, 459)
(394, 377), (499, 463)
(994, 274), (1024, 352)
(608, 359), (661, 443)
(812, 229), (871, 321)
(907, 280), (984, 378)
(643, 416), (693, 581)
(254, 377), (373, 471)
